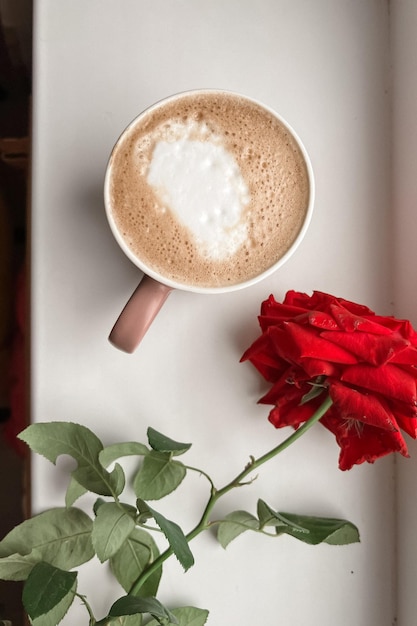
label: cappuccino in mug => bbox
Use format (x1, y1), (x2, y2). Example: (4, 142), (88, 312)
(106, 90), (311, 290)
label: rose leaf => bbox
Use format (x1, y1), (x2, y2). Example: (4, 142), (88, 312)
(0, 507), (94, 570)
(110, 527), (162, 597)
(18, 422), (123, 497)
(217, 511), (259, 549)
(133, 452), (186, 500)
(22, 561), (77, 620)
(108, 595), (178, 624)
(92, 502), (136, 562)
(145, 606), (209, 626)
(136, 500), (194, 572)
(147, 427), (192, 456)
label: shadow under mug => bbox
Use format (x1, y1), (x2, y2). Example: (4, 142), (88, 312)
(104, 89), (315, 353)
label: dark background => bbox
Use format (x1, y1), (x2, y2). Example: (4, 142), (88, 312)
(0, 1), (32, 623)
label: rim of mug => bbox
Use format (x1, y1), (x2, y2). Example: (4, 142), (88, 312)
(104, 88), (315, 294)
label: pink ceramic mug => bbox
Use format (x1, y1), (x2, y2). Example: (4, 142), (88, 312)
(104, 90), (314, 353)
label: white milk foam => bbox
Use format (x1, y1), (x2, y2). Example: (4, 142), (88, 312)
(109, 91), (310, 289)
(146, 122), (250, 260)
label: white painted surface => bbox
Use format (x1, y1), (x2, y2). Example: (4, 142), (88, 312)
(30, 1), (407, 624)
(392, 1), (417, 625)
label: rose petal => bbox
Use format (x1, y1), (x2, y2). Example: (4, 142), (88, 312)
(241, 330), (288, 382)
(330, 304), (391, 334)
(259, 295), (306, 327)
(262, 309), (339, 332)
(400, 319), (417, 344)
(306, 310), (339, 330)
(268, 386), (322, 429)
(387, 396), (417, 418)
(300, 358), (340, 378)
(284, 291), (375, 318)
(328, 381), (397, 430)
(240, 330), (274, 362)
(274, 323), (357, 364)
(283, 290), (337, 310)
(282, 290), (313, 307)
(259, 314), (299, 331)
(394, 413), (417, 438)
(385, 397), (417, 437)
(259, 367), (310, 404)
(341, 363), (417, 404)
(321, 330), (409, 366)
(389, 347), (417, 365)
(321, 413), (409, 470)
(260, 378), (293, 405)
(260, 301), (306, 318)
(370, 317), (417, 344)
(328, 296), (375, 317)
(337, 427), (409, 470)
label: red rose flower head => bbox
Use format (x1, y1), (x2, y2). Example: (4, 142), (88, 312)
(241, 291), (417, 470)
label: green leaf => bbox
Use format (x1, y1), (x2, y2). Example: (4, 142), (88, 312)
(22, 562), (77, 620)
(257, 500), (306, 531)
(92, 502), (136, 562)
(65, 475), (88, 507)
(100, 615), (142, 625)
(300, 376), (327, 405)
(109, 596), (178, 624)
(137, 501), (194, 572)
(75, 461), (125, 497)
(110, 527), (162, 597)
(147, 428), (191, 456)
(145, 606), (209, 626)
(256, 499), (275, 528)
(93, 497), (108, 516)
(66, 442), (150, 506)
(30, 578), (77, 626)
(18, 422), (102, 465)
(260, 504), (360, 545)
(99, 442), (150, 466)
(322, 520), (361, 545)
(0, 550), (42, 581)
(217, 511), (259, 549)
(0, 508), (94, 571)
(18, 422), (122, 497)
(133, 452), (186, 500)
(278, 511), (360, 545)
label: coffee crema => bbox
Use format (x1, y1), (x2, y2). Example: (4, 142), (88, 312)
(107, 91), (310, 289)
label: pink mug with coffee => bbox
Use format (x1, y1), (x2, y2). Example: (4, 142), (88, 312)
(104, 89), (314, 353)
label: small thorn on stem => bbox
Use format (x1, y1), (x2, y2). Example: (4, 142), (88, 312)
(244, 455), (256, 470)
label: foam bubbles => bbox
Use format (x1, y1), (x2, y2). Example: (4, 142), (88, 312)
(146, 124), (250, 260)
(109, 91), (310, 288)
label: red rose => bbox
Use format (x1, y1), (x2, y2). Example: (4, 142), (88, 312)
(241, 290), (417, 470)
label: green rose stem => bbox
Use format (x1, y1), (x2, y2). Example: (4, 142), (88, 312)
(75, 593), (96, 626)
(130, 394), (333, 595)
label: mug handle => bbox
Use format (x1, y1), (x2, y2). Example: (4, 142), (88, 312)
(109, 275), (173, 353)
